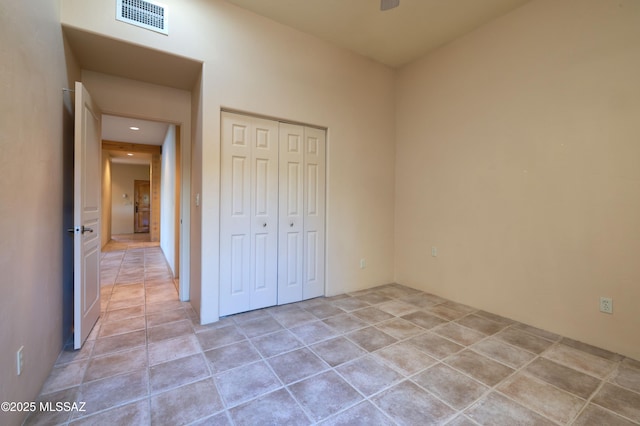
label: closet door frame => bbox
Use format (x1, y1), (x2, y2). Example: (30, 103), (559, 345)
(220, 110), (326, 316)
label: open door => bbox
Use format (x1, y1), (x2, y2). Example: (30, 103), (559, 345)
(73, 81), (101, 349)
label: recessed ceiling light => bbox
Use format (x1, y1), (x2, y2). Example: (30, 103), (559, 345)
(127, 153), (134, 156)
(129, 126), (140, 131)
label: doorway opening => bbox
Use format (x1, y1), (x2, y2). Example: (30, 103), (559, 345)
(62, 25), (199, 347)
(101, 115), (182, 285)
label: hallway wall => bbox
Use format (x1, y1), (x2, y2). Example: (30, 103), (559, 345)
(0, 1), (80, 424)
(160, 124), (178, 276)
(101, 153), (112, 247)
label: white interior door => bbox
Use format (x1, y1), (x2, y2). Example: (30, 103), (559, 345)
(278, 123), (305, 304)
(303, 127), (326, 299)
(278, 123), (326, 303)
(250, 117), (279, 310)
(73, 81), (101, 349)
(220, 113), (251, 316)
(220, 112), (278, 316)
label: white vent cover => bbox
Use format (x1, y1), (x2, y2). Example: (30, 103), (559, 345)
(116, 0), (168, 35)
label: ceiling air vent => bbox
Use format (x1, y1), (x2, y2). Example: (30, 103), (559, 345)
(116, 0), (168, 35)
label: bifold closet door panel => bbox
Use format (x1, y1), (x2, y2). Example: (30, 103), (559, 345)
(303, 127), (326, 300)
(278, 123), (305, 305)
(250, 117), (279, 311)
(220, 112), (279, 316)
(220, 113), (250, 316)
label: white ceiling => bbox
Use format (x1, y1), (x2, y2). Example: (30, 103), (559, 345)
(224, 0), (533, 68)
(102, 115), (169, 145)
(102, 115), (169, 165)
(108, 150), (153, 166)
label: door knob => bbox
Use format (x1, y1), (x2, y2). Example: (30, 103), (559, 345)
(263, 223), (267, 227)
(81, 226), (94, 234)
(290, 222), (294, 227)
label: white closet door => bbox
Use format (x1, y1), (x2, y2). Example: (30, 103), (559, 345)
(303, 127), (326, 299)
(278, 123), (305, 304)
(220, 113), (251, 316)
(250, 117), (279, 310)
(220, 112), (278, 316)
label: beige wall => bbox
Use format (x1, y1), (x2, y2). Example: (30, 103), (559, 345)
(395, 0), (640, 360)
(101, 153), (112, 247)
(0, 1), (79, 424)
(2, 3), (638, 421)
(61, 0), (397, 322)
(190, 71), (204, 318)
(111, 163), (151, 234)
(160, 125), (178, 275)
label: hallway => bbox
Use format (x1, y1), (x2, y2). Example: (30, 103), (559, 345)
(24, 237), (640, 425)
(26, 235), (194, 424)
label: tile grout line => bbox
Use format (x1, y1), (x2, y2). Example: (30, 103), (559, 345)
(472, 339), (568, 425)
(142, 245), (153, 426)
(73, 243), (148, 424)
(32, 247), (640, 426)
(224, 295), (555, 424)
(569, 360), (639, 426)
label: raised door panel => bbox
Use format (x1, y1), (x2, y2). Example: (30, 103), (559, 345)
(278, 123), (305, 304)
(303, 127), (326, 300)
(250, 118), (278, 310)
(220, 112), (252, 316)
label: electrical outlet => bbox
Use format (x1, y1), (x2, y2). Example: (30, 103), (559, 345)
(360, 258), (366, 269)
(600, 297), (613, 314)
(17, 346), (24, 376)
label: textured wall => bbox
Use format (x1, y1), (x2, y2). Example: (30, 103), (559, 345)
(395, 0), (640, 359)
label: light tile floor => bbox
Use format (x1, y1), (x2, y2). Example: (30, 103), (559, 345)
(25, 236), (640, 425)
